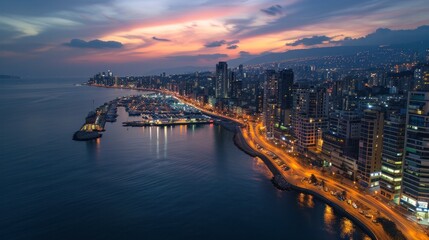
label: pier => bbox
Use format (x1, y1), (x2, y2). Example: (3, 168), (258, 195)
(123, 119), (213, 127)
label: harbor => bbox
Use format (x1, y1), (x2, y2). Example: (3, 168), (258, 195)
(73, 93), (213, 140)
(72, 100), (118, 141)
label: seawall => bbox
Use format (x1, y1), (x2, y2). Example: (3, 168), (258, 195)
(232, 129), (378, 240)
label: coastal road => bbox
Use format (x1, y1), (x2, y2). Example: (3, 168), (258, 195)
(246, 122), (429, 240)
(162, 90), (428, 240)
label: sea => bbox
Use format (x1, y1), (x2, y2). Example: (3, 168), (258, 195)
(0, 78), (370, 240)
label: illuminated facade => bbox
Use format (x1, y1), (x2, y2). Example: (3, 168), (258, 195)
(292, 85), (328, 153)
(401, 91), (429, 219)
(215, 61), (229, 99)
(380, 115), (405, 203)
(321, 110), (360, 179)
(357, 109), (384, 189)
(277, 69), (294, 127)
(263, 70), (278, 138)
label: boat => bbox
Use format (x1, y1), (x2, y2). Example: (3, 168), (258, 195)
(73, 131), (102, 141)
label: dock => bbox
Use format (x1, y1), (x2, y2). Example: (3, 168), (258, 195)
(122, 119), (213, 127)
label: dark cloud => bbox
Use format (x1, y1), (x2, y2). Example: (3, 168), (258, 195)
(336, 25), (429, 46)
(168, 53), (228, 61)
(235, 0), (405, 38)
(287, 35), (332, 46)
(260, 5), (282, 16)
(0, 0), (106, 15)
(152, 36), (171, 42)
(204, 39), (240, 48)
(286, 26), (429, 47)
(64, 39), (123, 49)
(226, 40), (240, 45)
(227, 45), (239, 49)
(204, 40), (227, 48)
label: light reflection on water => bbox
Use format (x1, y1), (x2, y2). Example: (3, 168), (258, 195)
(298, 193), (315, 208)
(341, 218), (355, 238)
(0, 78), (370, 240)
(324, 205), (336, 234)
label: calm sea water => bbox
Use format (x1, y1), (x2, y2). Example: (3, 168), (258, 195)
(0, 78), (369, 240)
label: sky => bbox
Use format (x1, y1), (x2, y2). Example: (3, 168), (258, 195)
(0, 0), (429, 77)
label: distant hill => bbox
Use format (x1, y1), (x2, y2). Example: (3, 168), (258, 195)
(229, 41), (429, 67)
(147, 65), (212, 75)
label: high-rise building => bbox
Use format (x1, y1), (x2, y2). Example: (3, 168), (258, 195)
(292, 85), (328, 153)
(401, 91), (429, 220)
(380, 114), (405, 203)
(215, 62), (229, 99)
(357, 108), (384, 189)
(263, 70), (278, 138)
(414, 66), (429, 90)
(277, 69), (294, 127)
(321, 110), (360, 179)
(292, 85), (328, 118)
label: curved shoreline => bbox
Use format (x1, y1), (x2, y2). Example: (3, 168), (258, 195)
(232, 129), (378, 240)
(88, 84), (379, 239)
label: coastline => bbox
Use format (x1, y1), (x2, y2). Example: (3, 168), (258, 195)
(86, 83), (380, 240)
(232, 128), (378, 240)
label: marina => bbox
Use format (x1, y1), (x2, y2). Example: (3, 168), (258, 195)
(73, 93), (212, 140)
(72, 100), (118, 141)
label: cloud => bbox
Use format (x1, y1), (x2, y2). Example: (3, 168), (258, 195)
(227, 45), (238, 49)
(204, 40), (226, 48)
(287, 35), (332, 46)
(260, 5), (283, 16)
(0, 15), (79, 39)
(204, 39), (240, 48)
(226, 40), (239, 45)
(336, 25), (429, 46)
(234, 0), (418, 38)
(64, 39), (123, 49)
(152, 36), (171, 42)
(285, 26), (429, 48)
(168, 53), (228, 61)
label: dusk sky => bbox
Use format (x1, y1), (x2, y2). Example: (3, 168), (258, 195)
(1, 0), (429, 77)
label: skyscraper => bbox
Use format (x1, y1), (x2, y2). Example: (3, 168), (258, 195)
(263, 70), (278, 138)
(380, 114), (405, 203)
(401, 91), (429, 220)
(215, 62), (229, 99)
(357, 108), (384, 189)
(292, 85), (328, 153)
(321, 110), (360, 179)
(277, 69), (294, 127)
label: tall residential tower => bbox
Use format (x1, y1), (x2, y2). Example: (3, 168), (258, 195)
(401, 91), (429, 220)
